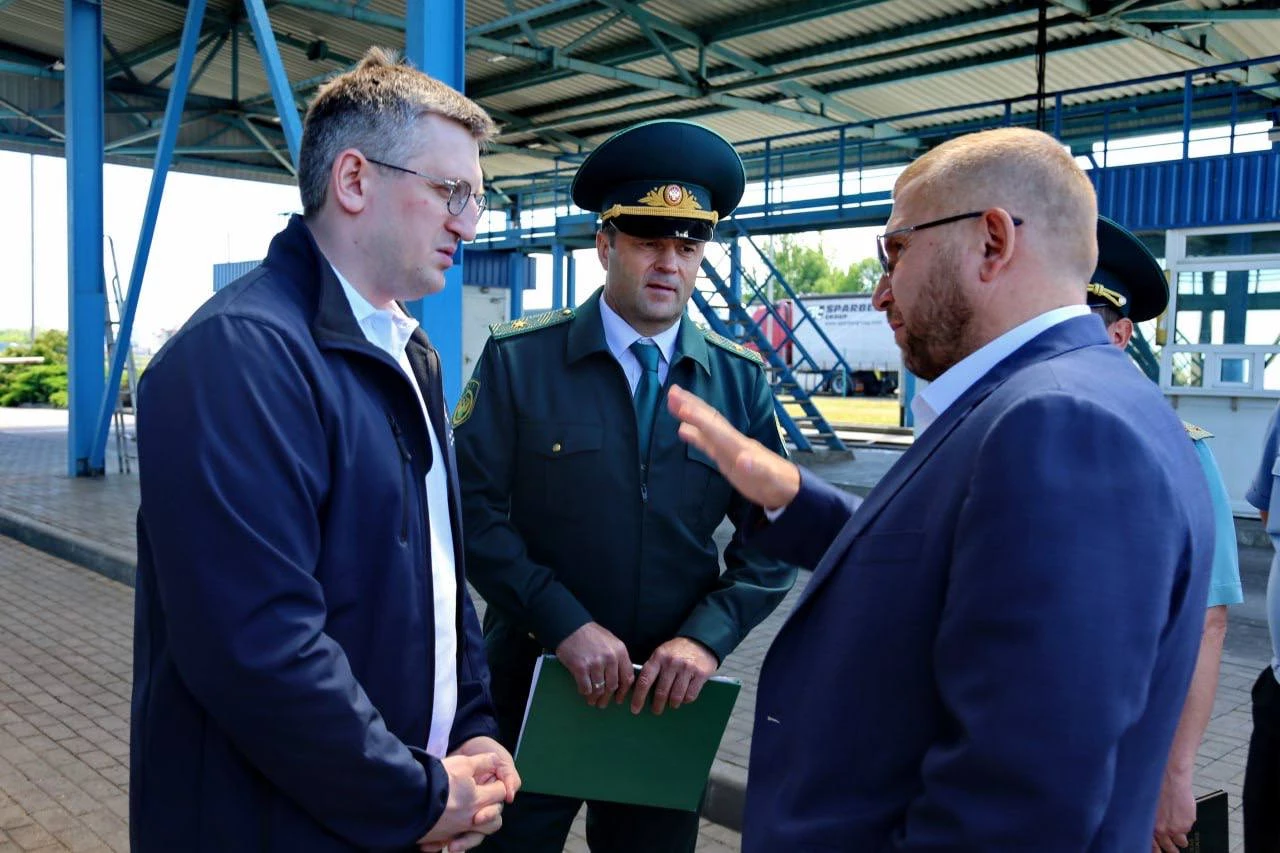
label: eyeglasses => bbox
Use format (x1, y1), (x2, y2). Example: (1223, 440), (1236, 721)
(365, 157), (487, 219)
(876, 210), (1023, 276)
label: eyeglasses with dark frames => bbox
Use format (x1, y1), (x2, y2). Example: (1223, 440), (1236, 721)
(365, 156), (487, 219)
(876, 210), (1023, 276)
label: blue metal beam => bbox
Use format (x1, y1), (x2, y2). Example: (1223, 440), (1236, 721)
(0, 58), (61, 79)
(243, 0), (302, 166)
(1120, 9), (1280, 23)
(102, 34), (141, 85)
(145, 30), (221, 87)
(406, 0), (467, 406)
(104, 13), (225, 80)
(91, 0), (209, 474)
(65, 0), (106, 476)
(275, 0), (402, 28)
(238, 115), (296, 175)
(469, 0), (601, 37)
(1050, 0), (1280, 95)
(467, 33), (844, 129)
(274, 0), (598, 37)
(102, 110), (217, 152)
(0, 95), (64, 139)
(594, 0), (907, 136)
(188, 29), (231, 91)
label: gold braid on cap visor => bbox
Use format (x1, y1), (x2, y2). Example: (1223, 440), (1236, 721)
(1087, 282), (1128, 310)
(600, 204), (719, 225)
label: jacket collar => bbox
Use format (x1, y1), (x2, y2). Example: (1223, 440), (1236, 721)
(264, 214), (435, 357)
(794, 314), (1108, 611)
(566, 288), (710, 374)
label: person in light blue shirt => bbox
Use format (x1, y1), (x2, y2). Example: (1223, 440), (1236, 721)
(1245, 406), (1280, 853)
(1086, 216), (1244, 853)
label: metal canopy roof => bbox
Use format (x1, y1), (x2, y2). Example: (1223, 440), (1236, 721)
(2, 0), (1279, 200)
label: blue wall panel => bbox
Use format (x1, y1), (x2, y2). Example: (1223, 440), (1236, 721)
(1094, 151), (1280, 231)
(213, 260), (263, 291)
(463, 250), (535, 290)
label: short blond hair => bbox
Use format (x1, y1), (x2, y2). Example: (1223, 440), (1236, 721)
(896, 128), (1098, 280)
(298, 47), (497, 215)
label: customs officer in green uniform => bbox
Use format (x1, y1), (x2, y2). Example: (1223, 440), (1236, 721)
(454, 120), (797, 852)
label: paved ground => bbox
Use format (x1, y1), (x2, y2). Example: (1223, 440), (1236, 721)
(1, 407), (1274, 851)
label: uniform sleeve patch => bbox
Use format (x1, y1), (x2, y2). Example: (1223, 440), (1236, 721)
(452, 378), (479, 427)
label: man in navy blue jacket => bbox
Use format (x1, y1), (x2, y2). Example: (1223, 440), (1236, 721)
(668, 127), (1213, 851)
(131, 48), (517, 852)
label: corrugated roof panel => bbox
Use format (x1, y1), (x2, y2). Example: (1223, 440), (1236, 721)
(835, 40), (1199, 125)
(1211, 22), (1280, 63)
(639, 0), (801, 29)
(1, 0), (1277, 188)
(717, 0), (1038, 62)
(485, 73), (646, 117)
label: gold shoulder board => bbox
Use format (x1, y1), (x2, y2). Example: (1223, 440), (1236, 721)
(701, 328), (765, 366)
(490, 308), (575, 339)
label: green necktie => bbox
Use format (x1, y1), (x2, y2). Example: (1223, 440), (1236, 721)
(630, 340), (661, 456)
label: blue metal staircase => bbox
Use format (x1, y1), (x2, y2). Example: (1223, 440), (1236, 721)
(692, 230), (867, 453)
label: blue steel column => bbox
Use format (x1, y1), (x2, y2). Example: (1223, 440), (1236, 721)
(90, 0), (208, 472)
(729, 237), (743, 339)
(551, 243), (565, 310)
(406, 0), (467, 405)
(566, 253), (577, 307)
(65, 0), (106, 476)
(1223, 232), (1252, 383)
(507, 253), (525, 320)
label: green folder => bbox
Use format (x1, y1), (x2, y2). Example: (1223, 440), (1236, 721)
(514, 655), (741, 811)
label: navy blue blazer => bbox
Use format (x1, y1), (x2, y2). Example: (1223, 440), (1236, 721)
(743, 315), (1213, 852)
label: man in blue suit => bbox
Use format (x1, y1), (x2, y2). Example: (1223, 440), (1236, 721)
(668, 127), (1214, 851)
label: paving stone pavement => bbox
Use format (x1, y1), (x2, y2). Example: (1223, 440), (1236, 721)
(0, 408), (1273, 851)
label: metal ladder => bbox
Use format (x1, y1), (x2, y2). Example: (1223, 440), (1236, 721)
(103, 236), (139, 474)
(693, 233), (849, 453)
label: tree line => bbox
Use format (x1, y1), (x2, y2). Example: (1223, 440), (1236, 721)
(766, 234), (881, 295)
(0, 330), (68, 407)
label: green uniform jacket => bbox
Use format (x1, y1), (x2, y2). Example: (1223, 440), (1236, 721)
(454, 289), (797, 679)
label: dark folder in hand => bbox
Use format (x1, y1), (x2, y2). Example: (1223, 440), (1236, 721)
(1185, 790), (1229, 853)
(513, 655), (741, 811)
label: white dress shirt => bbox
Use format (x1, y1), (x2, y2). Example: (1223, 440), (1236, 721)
(598, 294), (680, 391)
(768, 304), (1090, 523)
(911, 305), (1089, 434)
(333, 266), (458, 759)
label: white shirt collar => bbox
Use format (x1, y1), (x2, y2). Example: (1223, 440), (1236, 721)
(331, 264), (420, 360)
(912, 304), (1089, 435)
(598, 292), (680, 365)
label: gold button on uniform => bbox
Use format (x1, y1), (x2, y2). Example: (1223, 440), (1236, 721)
(551, 442), (562, 453)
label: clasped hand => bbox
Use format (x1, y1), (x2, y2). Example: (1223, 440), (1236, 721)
(417, 737), (520, 852)
(555, 624), (718, 715)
